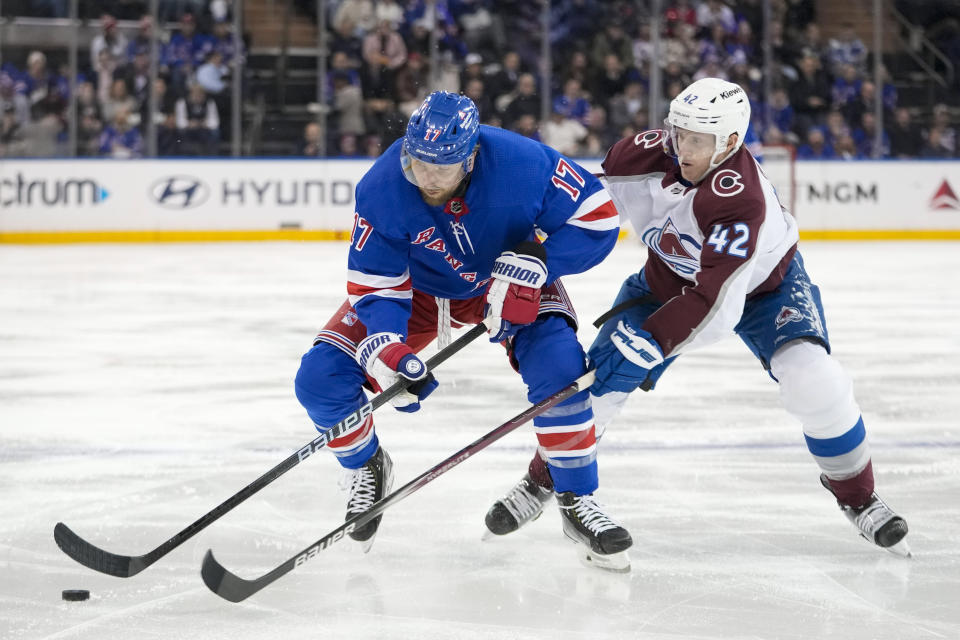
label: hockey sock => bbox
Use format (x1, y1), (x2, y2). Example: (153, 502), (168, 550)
(824, 459), (875, 508)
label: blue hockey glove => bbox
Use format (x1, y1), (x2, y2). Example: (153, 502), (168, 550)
(484, 242), (548, 343)
(588, 319), (665, 395)
(356, 332), (438, 413)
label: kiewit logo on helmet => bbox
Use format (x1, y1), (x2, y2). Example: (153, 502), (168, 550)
(720, 88), (743, 99)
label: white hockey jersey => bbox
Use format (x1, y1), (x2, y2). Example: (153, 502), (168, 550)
(600, 129), (799, 357)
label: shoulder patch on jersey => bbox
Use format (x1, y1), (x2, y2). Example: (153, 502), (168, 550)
(710, 169), (745, 198)
(602, 130), (674, 178)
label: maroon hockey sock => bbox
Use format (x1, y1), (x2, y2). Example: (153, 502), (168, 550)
(528, 451), (554, 491)
(825, 460), (875, 508)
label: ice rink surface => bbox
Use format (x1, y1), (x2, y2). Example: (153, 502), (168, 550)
(1, 240), (959, 640)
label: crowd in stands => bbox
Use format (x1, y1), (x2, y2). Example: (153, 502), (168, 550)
(1, 6), (243, 157)
(2, 0), (959, 159)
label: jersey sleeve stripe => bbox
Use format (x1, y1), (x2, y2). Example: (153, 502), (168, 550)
(346, 268), (411, 290)
(566, 196), (620, 232)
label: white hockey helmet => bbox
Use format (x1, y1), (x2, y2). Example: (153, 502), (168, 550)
(665, 77), (751, 174)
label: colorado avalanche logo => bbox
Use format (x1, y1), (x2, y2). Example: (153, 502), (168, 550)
(775, 306), (803, 330)
(642, 218), (701, 275)
(711, 169), (745, 197)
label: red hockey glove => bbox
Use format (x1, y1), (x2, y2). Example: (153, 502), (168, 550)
(356, 332), (438, 412)
(484, 242), (548, 342)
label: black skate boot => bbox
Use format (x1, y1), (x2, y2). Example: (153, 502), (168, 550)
(820, 474), (910, 557)
(343, 447), (394, 553)
(557, 492), (632, 573)
(484, 472), (554, 537)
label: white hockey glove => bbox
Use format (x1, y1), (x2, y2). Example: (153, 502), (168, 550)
(356, 332), (438, 413)
(484, 242), (548, 343)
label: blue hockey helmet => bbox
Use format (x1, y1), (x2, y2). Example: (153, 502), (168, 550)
(401, 92), (480, 187)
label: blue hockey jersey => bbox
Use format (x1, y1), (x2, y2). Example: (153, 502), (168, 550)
(346, 125), (620, 337)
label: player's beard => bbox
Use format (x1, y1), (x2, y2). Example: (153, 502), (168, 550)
(419, 185), (459, 207)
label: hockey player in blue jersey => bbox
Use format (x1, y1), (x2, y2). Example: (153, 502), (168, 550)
(294, 91), (633, 571)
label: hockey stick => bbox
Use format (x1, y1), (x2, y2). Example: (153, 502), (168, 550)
(54, 322), (488, 578)
(201, 371), (595, 602)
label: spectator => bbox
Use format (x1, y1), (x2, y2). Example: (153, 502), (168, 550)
(661, 22), (693, 71)
(126, 15), (155, 61)
(502, 72), (539, 128)
(789, 53), (831, 134)
(852, 112), (890, 158)
(552, 78), (590, 125)
(582, 104), (617, 155)
(94, 48), (120, 110)
(157, 111), (180, 156)
(825, 22), (868, 74)
(696, 0), (737, 34)
(692, 54), (728, 82)
(75, 81), (104, 156)
(919, 126), (954, 158)
(394, 52), (430, 115)
(21, 51), (53, 112)
(211, 18), (246, 69)
(888, 107), (921, 158)
(196, 51), (228, 95)
(540, 106), (588, 156)
(765, 87), (795, 142)
(700, 22), (730, 65)
(590, 53), (629, 111)
(663, 0), (697, 37)
(300, 121), (322, 156)
(608, 80), (646, 133)
(90, 15), (128, 72)
(0, 72), (30, 127)
(330, 20), (365, 64)
(163, 13), (212, 94)
(463, 77), (492, 121)
(632, 22), (655, 71)
(486, 50), (523, 107)
(459, 52), (485, 92)
(98, 106), (144, 158)
(796, 127), (834, 159)
(823, 109), (850, 147)
(116, 51), (152, 114)
(334, 0), (376, 37)
(831, 64), (861, 112)
(102, 78), (138, 128)
(928, 103), (957, 156)
(511, 113), (541, 141)
(833, 131), (861, 160)
(361, 19), (407, 99)
(331, 70), (367, 137)
(590, 23), (633, 71)
(0, 105), (26, 156)
(175, 83), (220, 155)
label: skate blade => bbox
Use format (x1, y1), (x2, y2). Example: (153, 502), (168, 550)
(884, 539), (912, 558)
(575, 545), (631, 573)
(481, 529), (497, 542)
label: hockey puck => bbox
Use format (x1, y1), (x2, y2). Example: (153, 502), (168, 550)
(62, 589), (90, 602)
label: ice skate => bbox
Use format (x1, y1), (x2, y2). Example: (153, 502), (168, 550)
(820, 474), (910, 557)
(557, 492), (632, 573)
(483, 472), (554, 539)
(343, 447), (394, 553)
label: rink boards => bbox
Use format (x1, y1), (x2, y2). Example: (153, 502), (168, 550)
(0, 157), (958, 242)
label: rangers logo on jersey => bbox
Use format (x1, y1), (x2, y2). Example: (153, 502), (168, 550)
(642, 218), (701, 275)
(775, 306), (803, 330)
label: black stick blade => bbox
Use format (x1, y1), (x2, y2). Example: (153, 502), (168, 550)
(201, 550), (264, 603)
(54, 522), (143, 578)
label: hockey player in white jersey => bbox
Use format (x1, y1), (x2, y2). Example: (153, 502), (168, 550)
(484, 78), (909, 556)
